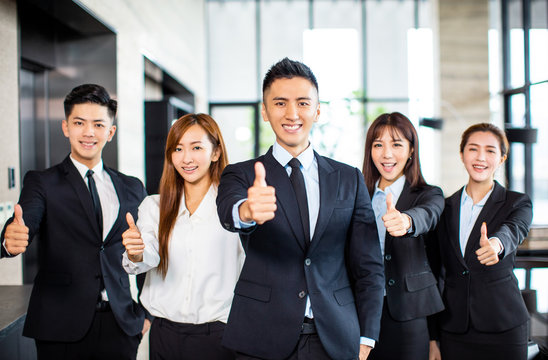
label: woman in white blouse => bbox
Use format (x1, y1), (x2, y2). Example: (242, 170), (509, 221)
(122, 113), (244, 360)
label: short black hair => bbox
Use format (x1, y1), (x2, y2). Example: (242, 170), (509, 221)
(64, 84), (117, 120)
(262, 58), (318, 97)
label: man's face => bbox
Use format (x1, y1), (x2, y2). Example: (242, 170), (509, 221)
(262, 77), (320, 157)
(62, 103), (116, 168)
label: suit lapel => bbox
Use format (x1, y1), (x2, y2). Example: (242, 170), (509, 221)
(61, 157), (102, 240)
(308, 153), (337, 253)
(463, 182), (506, 260)
(103, 167), (124, 245)
(263, 149), (307, 251)
(446, 188), (468, 267)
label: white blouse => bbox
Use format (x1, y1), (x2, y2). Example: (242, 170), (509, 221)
(123, 185), (244, 324)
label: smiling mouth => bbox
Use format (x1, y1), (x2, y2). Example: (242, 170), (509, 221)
(381, 163), (396, 170)
(182, 166), (198, 172)
(80, 141), (97, 148)
(282, 124), (302, 132)
(473, 165), (487, 170)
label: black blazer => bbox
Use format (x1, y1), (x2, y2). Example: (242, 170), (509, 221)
(1, 156), (147, 342)
(217, 148), (385, 360)
(381, 182), (445, 321)
(433, 181), (532, 333)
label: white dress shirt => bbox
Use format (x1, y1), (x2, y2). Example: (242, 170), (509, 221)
(123, 185), (245, 324)
(70, 155), (119, 241)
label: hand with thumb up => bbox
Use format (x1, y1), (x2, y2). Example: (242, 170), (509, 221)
(122, 212), (145, 263)
(381, 193), (412, 237)
(4, 204), (30, 256)
(239, 162), (277, 225)
(475, 222), (501, 266)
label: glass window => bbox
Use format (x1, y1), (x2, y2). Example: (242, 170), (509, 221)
(208, 2), (258, 102)
(260, 0), (308, 79)
(211, 105), (256, 163)
(530, 0), (548, 83)
(531, 82), (548, 224)
(366, 0), (414, 99)
(510, 142), (525, 193)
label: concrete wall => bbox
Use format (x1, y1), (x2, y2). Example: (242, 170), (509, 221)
(437, 0), (491, 195)
(0, 0), (23, 285)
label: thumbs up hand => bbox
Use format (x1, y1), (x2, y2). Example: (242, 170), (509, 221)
(381, 193), (412, 237)
(476, 222), (501, 266)
(4, 204), (30, 255)
(122, 212), (145, 263)
(239, 162), (277, 225)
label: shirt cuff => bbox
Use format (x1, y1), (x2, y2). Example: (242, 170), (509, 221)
(232, 199), (256, 229)
(360, 337), (375, 348)
(122, 251), (140, 274)
(490, 237), (504, 255)
(2, 239), (12, 256)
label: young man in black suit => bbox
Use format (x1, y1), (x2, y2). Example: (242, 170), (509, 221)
(1, 84), (149, 359)
(216, 58), (385, 360)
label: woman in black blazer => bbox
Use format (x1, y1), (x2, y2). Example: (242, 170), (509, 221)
(430, 123), (532, 360)
(363, 112), (445, 360)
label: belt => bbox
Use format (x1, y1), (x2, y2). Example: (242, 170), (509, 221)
(301, 317), (317, 334)
(96, 300), (111, 312)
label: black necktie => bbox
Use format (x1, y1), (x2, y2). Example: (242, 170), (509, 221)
(288, 158), (310, 243)
(86, 170), (103, 234)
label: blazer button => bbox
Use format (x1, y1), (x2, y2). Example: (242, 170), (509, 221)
(298, 291), (306, 299)
(388, 279), (395, 286)
(462, 270), (470, 275)
(100, 245), (105, 251)
(305, 258), (311, 266)
(385, 254), (392, 261)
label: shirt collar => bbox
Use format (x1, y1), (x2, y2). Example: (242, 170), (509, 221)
(461, 184), (493, 207)
(374, 175), (406, 198)
(70, 155), (105, 182)
(272, 141), (314, 170)
(180, 184), (216, 219)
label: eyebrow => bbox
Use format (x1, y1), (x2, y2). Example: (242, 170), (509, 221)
(272, 96), (312, 101)
(467, 142), (498, 149)
(72, 117), (107, 122)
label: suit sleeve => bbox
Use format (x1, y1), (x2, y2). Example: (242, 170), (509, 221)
(492, 193), (532, 259)
(402, 186), (445, 237)
(1, 171), (46, 258)
(217, 163), (256, 234)
(347, 167), (385, 340)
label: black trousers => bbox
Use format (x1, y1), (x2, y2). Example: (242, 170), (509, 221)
(149, 317), (234, 360)
(440, 322), (528, 360)
(35, 307), (141, 360)
(235, 333), (331, 360)
(369, 298), (429, 360)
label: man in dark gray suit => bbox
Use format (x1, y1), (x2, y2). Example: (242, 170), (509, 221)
(217, 58), (385, 360)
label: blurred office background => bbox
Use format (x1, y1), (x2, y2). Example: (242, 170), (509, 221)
(0, 0), (547, 358)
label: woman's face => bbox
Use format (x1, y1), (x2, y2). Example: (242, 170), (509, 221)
(171, 124), (220, 186)
(461, 131), (506, 185)
(371, 127), (412, 190)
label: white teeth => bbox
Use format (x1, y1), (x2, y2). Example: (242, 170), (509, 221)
(283, 124), (301, 130)
(183, 167), (197, 171)
(382, 163), (396, 168)
(473, 165), (487, 169)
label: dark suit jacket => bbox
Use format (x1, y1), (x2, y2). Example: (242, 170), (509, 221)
(1, 156), (147, 342)
(217, 148), (385, 360)
(433, 181), (532, 334)
(381, 182), (445, 321)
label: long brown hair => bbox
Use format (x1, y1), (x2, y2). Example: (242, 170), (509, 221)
(157, 113), (228, 278)
(362, 112), (426, 197)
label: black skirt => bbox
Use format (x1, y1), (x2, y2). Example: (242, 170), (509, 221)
(440, 322), (528, 360)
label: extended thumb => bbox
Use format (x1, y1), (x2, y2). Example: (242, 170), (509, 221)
(14, 204), (25, 226)
(480, 222), (489, 246)
(254, 162), (267, 187)
(126, 212), (136, 228)
(386, 193), (395, 211)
